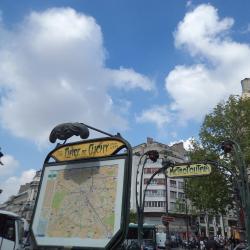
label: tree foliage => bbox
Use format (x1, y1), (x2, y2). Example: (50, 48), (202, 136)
(186, 95), (250, 214)
(186, 143), (233, 215)
(199, 95), (250, 163)
(129, 211), (137, 223)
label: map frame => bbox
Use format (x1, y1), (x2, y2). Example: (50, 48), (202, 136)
(31, 156), (128, 249)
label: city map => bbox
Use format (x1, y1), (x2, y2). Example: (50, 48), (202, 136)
(36, 164), (119, 240)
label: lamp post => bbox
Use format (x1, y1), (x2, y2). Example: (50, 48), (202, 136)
(163, 171), (171, 250)
(136, 151), (175, 250)
(221, 140), (250, 246)
(136, 150), (159, 248)
(183, 179), (189, 247)
(0, 148), (4, 165)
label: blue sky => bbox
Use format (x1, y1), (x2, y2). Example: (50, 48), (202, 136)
(0, 0), (250, 202)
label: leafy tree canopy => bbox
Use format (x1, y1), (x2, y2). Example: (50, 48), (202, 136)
(186, 95), (250, 214)
(186, 142), (233, 215)
(199, 95), (250, 163)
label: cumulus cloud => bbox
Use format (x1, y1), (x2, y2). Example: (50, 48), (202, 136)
(165, 4), (250, 122)
(0, 8), (154, 145)
(138, 4), (250, 131)
(136, 105), (172, 129)
(0, 169), (36, 203)
(170, 137), (195, 151)
(0, 154), (19, 176)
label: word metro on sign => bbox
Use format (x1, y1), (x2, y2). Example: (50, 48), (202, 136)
(166, 163), (212, 178)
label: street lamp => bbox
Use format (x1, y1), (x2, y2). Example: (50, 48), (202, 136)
(183, 180), (189, 247)
(136, 150), (159, 248)
(0, 148), (4, 165)
(221, 140), (250, 246)
(136, 154), (174, 250)
(163, 171), (171, 250)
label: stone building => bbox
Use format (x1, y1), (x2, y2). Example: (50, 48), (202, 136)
(241, 78), (250, 99)
(0, 170), (41, 223)
(130, 137), (192, 237)
(130, 137), (238, 239)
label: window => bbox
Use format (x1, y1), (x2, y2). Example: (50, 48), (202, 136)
(143, 168), (160, 174)
(170, 202), (176, 211)
(170, 180), (176, 188)
(200, 215), (205, 223)
(145, 189), (165, 197)
(178, 181), (184, 189)
(178, 192), (185, 199)
(158, 179), (166, 185)
(0, 217), (16, 242)
(170, 191), (177, 199)
(178, 203), (186, 212)
(144, 178), (166, 185)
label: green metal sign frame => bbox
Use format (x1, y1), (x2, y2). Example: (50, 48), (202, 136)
(166, 162), (212, 178)
(30, 136), (132, 250)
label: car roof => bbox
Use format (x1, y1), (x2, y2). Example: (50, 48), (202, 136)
(0, 210), (21, 219)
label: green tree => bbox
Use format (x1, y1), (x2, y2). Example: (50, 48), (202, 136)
(186, 142), (233, 215)
(199, 95), (250, 163)
(186, 95), (250, 215)
(129, 210), (137, 223)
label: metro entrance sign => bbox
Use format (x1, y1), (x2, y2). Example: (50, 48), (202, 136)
(30, 122), (132, 250)
(166, 163), (212, 178)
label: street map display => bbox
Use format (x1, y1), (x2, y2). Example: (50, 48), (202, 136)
(32, 158), (125, 248)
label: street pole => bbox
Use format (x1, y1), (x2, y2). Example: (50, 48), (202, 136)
(164, 172), (170, 250)
(136, 150), (160, 249)
(185, 179), (189, 247)
(136, 154), (148, 248)
(221, 140), (250, 247)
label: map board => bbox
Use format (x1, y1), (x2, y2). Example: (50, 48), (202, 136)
(32, 158), (125, 248)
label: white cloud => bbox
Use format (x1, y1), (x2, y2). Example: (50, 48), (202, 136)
(169, 137), (194, 151)
(0, 8), (154, 145)
(136, 105), (171, 128)
(136, 4), (250, 133)
(0, 154), (19, 176)
(165, 4), (250, 123)
(0, 169), (36, 203)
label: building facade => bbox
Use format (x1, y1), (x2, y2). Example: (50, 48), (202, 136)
(131, 137), (238, 239)
(131, 137), (191, 237)
(0, 170), (41, 223)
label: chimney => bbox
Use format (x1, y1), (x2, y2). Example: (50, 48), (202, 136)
(147, 137), (153, 144)
(241, 78), (250, 99)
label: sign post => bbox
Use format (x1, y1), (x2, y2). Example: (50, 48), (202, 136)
(30, 123), (132, 250)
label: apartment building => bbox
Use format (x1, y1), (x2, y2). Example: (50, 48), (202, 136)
(130, 137), (238, 238)
(130, 137), (190, 235)
(0, 170), (41, 223)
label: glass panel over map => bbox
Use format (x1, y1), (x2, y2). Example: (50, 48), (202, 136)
(32, 158), (125, 248)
